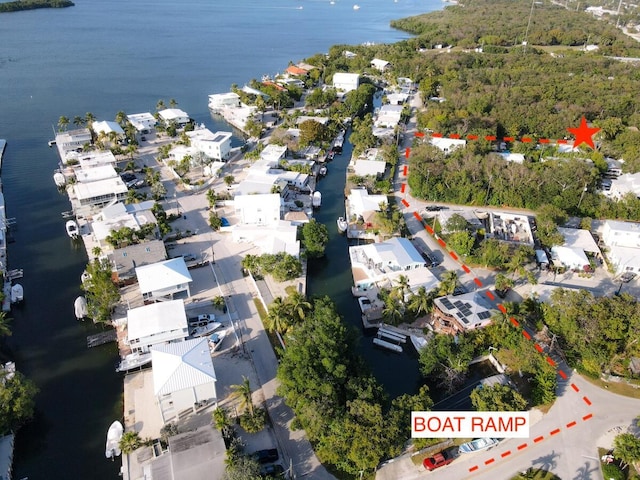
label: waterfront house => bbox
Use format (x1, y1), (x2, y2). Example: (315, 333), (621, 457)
(234, 194), (283, 226)
(65, 150), (117, 170)
(333, 72), (360, 93)
(208, 92), (241, 111)
(351, 148), (386, 178)
(158, 108), (190, 126)
(127, 299), (189, 354)
(92, 120), (125, 140)
(186, 127), (233, 161)
(347, 188), (388, 219)
(602, 220), (640, 275)
(151, 337), (218, 424)
(233, 219), (300, 257)
(386, 92), (409, 105)
(285, 65), (309, 76)
(127, 112), (157, 134)
(55, 128), (92, 163)
(111, 239), (167, 284)
(432, 291), (496, 334)
(349, 237), (439, 296)
(371, 58), (391, 72)
(374, 104), (403, 129)
(90, 201), (159, 252)
(135, 257), (193, 302)
(69, 176), (128, 210)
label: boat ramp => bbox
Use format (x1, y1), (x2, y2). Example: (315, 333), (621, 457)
(87, 329), (117, 348)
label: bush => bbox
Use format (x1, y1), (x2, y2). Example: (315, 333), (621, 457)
(602, 463), (625, 480)
(239, 408), (266, 433)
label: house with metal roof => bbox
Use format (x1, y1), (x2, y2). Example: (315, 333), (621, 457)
(135, 257), (193, 301)
(127, 299), (189, 354)
(432, 291), (496, 334)
(158, 108), (190, 126)
(186, 127), (233, 161)
(602, 220), (640, 275)
(151, 337), (217, 423)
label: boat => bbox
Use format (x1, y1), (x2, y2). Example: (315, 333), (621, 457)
(10, 284), (23, 304)
(373, 337), (402, 353)
(208, 329), (227, 352)
(458, 438), (499, 454)
(116, 352), (153, 373)
(319, 166), (327, 176)
(337, 216), (348, 233)
(410, 335), (428, 352)
(0, 139), (6, 170)
(190, 321), (222, 338)
(105, 420), (124, 459)
(74, 295), (88, 320)
(312, 191), (322, 208)
(53, 172), (66, 188)
(377, 327), (407, 343)
(65, 219), (79, 238)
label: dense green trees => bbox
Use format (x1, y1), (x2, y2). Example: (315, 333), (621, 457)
(83, 258), (121, 323)
(470, 384), (528, 411)
(241, 253), (302, 282)
(300, 219), (329, 258)
(0, 371), (38, 435)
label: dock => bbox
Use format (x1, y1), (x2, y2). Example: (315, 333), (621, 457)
(87, 329), (117, 348)
(373, 337), (403, 353)
(377, 327), (407, 343)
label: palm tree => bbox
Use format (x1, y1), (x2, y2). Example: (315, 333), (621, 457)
(285, 291), (311, 324)
(115, 110), (127, 127)
(230, 376), (254, 416)
(0, 312), (12, 337)
(126, 143), (138, 160)
(391, 274), (411, 302)
(264, 297), (291, 335)
(84, 112), (96, 127)
(57, 116), (69, 132)
(408, 286), (433, 317)
(119, 431), (142, 455)
(169, 98), (178, 108)
(383, 297), (404, 325)
(156, 99), (166, 111)
(73, 115), (85, 128)
(438, 270), (458, 296)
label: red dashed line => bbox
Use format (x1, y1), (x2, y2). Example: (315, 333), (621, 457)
(462, 265), (471, 273)
(467, 134), (479, 140)
(413, 211), (422, 221)
(449, 251), (458, 261)
(533, 436), (544, 443)
(522, 330), (532, 341)
(425, 225), (434, 235)
(583, 413), (593, 421)
(404, 148), (410, 159)
(571, 383), (580, 392)
(517, 443), (528, 450)
(546, 356), (556, 367)
(501, 450), (511, 458)
(414, 131), (425, 138)
(484, 458), (495, 465)
(504, 136), (514, 142)
(566, 421), (577, 428)
(558, 139), (568, 144)
(540, 138), (550, 144)
(437, 238), (446, 248)
(469, 465), (479, 473)
(583, 396), (592, 406)
(401, 199), (410, 208)
(403, 165), (408, 176)
(522, 137), (533, 143)
(485, 135), (497, 141)
(474, 278), (482, 287)
(400, 183), (406, 193)
(534, 343), (543, 353)
(486, 291), (495, 300)
(550, 428), (560, 436)
(510, 317), (520, 327)
(558, 370), (567, 380)
(498, 304), (507, 313)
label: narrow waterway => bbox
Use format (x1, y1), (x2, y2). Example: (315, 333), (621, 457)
(307, 132), (423, 400)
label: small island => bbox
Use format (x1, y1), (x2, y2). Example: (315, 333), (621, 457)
(0, 0), (74, 13)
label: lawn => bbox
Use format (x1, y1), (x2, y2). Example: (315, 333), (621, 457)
(583, 375), (640, 400)
(511, 468), (561, 479)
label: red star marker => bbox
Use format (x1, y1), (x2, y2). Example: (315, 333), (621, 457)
(567, 116), (600, 149)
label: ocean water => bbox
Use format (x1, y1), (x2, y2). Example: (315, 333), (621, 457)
(0, 0), (441, 477)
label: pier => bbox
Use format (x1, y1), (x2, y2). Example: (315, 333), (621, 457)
(87, 329), (117, 348)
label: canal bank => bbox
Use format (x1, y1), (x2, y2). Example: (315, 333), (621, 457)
(307, 131), (423, 400)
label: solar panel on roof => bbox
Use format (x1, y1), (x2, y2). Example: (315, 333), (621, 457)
(212, 134), (227, 143)
(441, 298), (454, 309)
(453, 300), (465, 308)
(478, 311), (492, 320)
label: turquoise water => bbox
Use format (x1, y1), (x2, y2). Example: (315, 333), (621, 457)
(0, 0), (441, 477)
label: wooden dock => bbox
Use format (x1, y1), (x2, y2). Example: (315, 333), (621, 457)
(87, 329), (117, 348)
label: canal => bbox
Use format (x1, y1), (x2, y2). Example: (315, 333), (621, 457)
(306, 131), (423, 400)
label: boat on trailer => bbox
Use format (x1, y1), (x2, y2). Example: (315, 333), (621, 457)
(458, 438), (499, 454)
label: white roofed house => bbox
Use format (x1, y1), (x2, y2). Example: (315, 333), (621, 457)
(92, 120), (125, 140)
(234, 193), (282, 226)
(349, 237), (439, 296)
(347, 188), (388, 219)
(69, 175), (128, 211)
(90, 200), (159, 253)
(126, 299), (189, 354)
(604, 173), (640, 200)
(135, 257), (193, 302)
(151, 337), (217, 423)
(430, 137), (466, 154)
(333, 72), (360, 93)
(158, 108), (190, 126)
(374, 104), (403, 128)
(371, 58), (391, 72)
(602, 220), (640, 275)
(432, 291), (496, 335)
(126, 112), (157, 133)
(550, 246), (591, 271)
(55, 128), (93, 164)
(110, 239), (167, 284)
(187, 126), (233, 161)
(351, 148), (386, 178)
(208, 92), (241, 111)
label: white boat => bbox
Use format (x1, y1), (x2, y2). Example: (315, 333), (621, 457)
(0, 139), (5, 170)
(373, 337), (403, 353)
(208, 329), (227, 352)
(312, 191), (322, 208)
(10, 284), (23, 304)
(65, 219), (79, 238)
(116, 352), (153, 373)
(459, 438), (499, 454)
(410, 335), (428, 352)
(74, 296), (88, 320)
(190, 321), (222, 338)
(337, 216), (348, 233)
(53, 172), (66, 188)
(105, 420), (124, 459)
(319, 166), (327, 176)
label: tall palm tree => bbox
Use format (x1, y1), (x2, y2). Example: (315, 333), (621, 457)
(84, 112), (96, 127)
(156, 99), (166, 112)
(408, 286), (433, 317)
(0, 312), (12, 337)
(383, 298), (404, 325)
(285, 291), (311, 324)
(265, 297), (291, 335)
(439, 270), (458, 296)
(391, 274), (411, 302)
(73, 115), (85, 128)
(230, 376), (254, 416)
(115, 110), (127, 127)
(57, 116), (69, 132)
(169, 98), (178, 108)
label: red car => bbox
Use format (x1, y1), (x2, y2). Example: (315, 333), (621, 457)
(423, 451), (454, 471)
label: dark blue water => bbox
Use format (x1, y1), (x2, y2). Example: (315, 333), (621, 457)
(0, 0), (440, 477)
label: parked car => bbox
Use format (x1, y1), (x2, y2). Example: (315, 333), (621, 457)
(132, 179), (145, 189)
(253, 448), (279, 464)
(260, 463), (285, 477)
(423, 451), (454, 471)
(121, 173), (136, 182)
(180, 253), (197, 262)
(196, 313), (216, 323)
